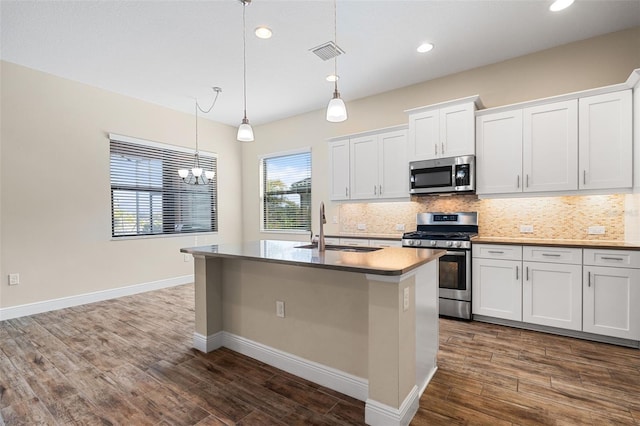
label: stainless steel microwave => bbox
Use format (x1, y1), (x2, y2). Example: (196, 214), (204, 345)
(409, 155), (475, 195)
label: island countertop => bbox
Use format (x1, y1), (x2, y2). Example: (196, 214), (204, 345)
(181, 239), (444, 276)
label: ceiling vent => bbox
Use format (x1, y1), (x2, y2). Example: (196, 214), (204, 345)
(310, 41), (345, 61)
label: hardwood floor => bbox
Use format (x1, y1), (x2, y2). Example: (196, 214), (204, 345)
(1, 284), (638, 425)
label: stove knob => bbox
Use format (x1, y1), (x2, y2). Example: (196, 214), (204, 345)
(415, 240), (422, 246)
(453, 241), (461, 248)
(407, 240), (414, 246)
(446, 241), (453, 247)
(430, 240), (437, 247)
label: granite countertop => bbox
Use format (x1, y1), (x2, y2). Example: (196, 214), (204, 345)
(181, 240), (443, 276)
(472, 236), (640, 251)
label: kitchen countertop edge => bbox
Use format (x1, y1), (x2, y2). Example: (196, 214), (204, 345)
(181, 240), (444, 276)
(472, 237), (640, 251)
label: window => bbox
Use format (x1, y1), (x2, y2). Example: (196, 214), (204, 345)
(261, 149), (311, 231)
(110, 134), (217, 237)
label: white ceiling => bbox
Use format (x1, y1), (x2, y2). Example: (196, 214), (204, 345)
(2, 0), (639, 126)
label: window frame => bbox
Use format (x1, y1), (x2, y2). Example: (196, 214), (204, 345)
(259, 147), (312, 234)
(109, 133), (218, 240)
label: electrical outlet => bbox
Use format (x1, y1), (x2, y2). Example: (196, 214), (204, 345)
(332, 216), (338, 224)
(403, 287), (410, 311)
(357, 223), (367, 231)
(395, 224), (405, 231)
(183, 254), (192, 262)
(276, 300), (285, 318)
(520, 225), (534, 233)
(588, 226), (605, 235)
(8, 273), (19, 286)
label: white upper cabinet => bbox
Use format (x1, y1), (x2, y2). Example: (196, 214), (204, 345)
(578, 90), (632, 190)
(378, 129), (409, 199)
(475, 74), (636, 197)
(328, 139), (350, 200)
(523, 100), (578, 192)
(329, 126), (408, 201)
(476, 110), (523, 194)
(406, 96), (479, 161)
(350, 135), (379, 200)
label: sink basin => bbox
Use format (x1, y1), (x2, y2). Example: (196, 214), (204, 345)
(295, 244), (382, 253)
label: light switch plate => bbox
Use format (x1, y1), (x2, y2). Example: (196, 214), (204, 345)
(520, 225), (534, 233)
(588, 226), (605, 235)
(395, 224), (405, 231)
(357, 223), (366, 231)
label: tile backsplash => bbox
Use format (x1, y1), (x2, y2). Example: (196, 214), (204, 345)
(338, 193), (640, 242)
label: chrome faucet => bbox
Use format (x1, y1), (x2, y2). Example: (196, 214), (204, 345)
(319, 201), (326, 252)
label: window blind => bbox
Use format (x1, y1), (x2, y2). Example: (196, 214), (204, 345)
(110, 135), (217, 237)
(262, 151), (311, 231)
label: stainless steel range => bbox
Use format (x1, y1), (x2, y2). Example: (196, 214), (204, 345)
(402, 212), (478, 320)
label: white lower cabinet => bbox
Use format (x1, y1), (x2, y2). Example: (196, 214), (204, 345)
(473, 244), (640, 345)
(523, 261), (582, 331)
(583, 249), (640, 340)
(472, 245), (523, 321)
(522, 246), (582, 331)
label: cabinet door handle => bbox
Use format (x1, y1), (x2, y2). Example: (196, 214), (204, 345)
(583, 170), (587, 185)
(526, 266), (529, 281)
(526, 174), (529, 188)
(441, 142), (445, 155)
(374, 185), (377, 195)
(517, 175), (520, 189)
(345, 187), (348, 197)
(516, 265), (519, 280)
(588, 271), (591, 287)
(488, 250), (504, 254)
(601, 256), (624, 261)
(379, 185), (382, 195)
(542, 253), (561, 257)
(435, 144), (438, 156)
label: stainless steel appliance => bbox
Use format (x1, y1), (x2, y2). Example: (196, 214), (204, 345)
(402, 212), (478, 320)
(409, 155), (475, 195)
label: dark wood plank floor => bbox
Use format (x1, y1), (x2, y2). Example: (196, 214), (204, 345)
(1, 284), (639, 425)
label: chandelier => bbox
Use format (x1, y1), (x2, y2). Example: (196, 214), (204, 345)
(178, 87), (221, 185)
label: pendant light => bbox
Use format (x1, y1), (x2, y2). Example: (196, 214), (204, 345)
(237, 0), (254, 142)
(326, 0), (347, 123)
(178, 87), (221, 185)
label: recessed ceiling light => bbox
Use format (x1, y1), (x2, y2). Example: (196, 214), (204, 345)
(549, 0), (575, 12)
(417, 42), (434, 53)
(326, 74), (339, 82)
(255, 26), (272, 39)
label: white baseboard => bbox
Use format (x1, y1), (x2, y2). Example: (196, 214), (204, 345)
(0, 275), (193, 321)
(193, 331), (369, 402)
(193, 331), (223, 353)
(365, 385), (419, 426)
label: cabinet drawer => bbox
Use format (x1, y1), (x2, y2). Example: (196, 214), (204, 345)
(324, 237), (340, 245)
(583, 249), (640, 269)
(369, 239), (402, 248)
(339, 238), (370, 247)
(472, 244), (522, 261)
(523, 246), (582, 265)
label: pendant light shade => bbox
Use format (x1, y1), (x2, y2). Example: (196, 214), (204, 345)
(326, 88), (347, 122)
(237, 0), (254, 142)
(326, 0), (347, 123)
(237, 117), (254, 142)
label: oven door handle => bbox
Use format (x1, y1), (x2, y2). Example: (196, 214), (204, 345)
(444, 251), (466, 257)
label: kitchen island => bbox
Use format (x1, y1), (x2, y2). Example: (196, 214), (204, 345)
(180, 240), (444, 426)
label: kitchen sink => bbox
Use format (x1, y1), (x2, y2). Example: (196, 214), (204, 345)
(295, 244), (382, 253)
